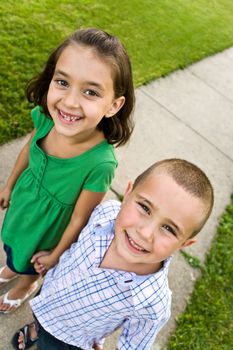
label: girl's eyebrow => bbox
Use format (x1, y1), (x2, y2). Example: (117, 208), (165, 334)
(54, 69), (105, 91)
(54, 69), (69, 78)
(85, 81), (105, 91)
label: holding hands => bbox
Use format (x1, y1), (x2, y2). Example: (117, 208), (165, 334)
(31, 251), (58, 275)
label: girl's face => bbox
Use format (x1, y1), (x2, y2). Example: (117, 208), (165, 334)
(47, 44), (125, 141)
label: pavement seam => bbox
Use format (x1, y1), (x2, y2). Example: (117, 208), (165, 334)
(189, 69), (233, 105)
(140, 86), (233, 163)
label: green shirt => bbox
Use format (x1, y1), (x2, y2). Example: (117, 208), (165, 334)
(1, 106), (117, 272)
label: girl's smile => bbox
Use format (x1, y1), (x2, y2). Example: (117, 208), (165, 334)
(58, 109), (83, 124)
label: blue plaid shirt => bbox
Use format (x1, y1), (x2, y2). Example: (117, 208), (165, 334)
(31, 200), (172, 350)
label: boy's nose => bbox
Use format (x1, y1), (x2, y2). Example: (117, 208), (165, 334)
(137, 224), (155, 242)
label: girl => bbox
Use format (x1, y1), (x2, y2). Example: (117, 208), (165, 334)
(0, 28), (134, 314)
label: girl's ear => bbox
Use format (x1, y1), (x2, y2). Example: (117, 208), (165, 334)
(105, 96), (125, 118)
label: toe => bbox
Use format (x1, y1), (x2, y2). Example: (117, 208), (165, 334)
(18, 331), (25, 349)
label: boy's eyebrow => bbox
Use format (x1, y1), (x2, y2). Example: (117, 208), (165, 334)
(54, 69), (105, 91)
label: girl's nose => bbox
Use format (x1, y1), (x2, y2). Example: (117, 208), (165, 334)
(63, 89), (80, 109)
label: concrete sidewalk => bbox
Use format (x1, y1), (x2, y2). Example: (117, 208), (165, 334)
(1, 47), (233, 350)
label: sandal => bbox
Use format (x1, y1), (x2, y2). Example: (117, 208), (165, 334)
(0, 281), (38, 314)
(11, 321), (39, 349)
(0, 266), (17, 284)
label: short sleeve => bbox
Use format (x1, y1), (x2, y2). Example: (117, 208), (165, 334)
(31, 106), (53, 130)
(118, 314), (170, 350)
(83, 162), (117, 192)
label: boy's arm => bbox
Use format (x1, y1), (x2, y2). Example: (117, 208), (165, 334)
(32, 189), (105, 270)
(92, 316), (165, 350)
(117, 315), (169, 350)
(0, 130), (35, 209)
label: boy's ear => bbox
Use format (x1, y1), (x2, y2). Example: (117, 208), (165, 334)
(180, 237), (197, 249)
(105, 96), (125, 118)
(123, 181), (133, 200)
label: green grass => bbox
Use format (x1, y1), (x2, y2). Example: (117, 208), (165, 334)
(166, 197), (233, 350)
(1, 0), (233, 144)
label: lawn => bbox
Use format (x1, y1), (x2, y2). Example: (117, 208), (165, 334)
(1, 0), (233, 144)
(167, 197), (233, 349)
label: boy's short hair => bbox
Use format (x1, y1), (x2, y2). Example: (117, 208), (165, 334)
(133, 158), (214, 237)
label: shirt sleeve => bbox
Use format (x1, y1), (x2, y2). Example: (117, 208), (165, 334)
(117, 313), (170, 350)
(83, 161), (117, 193)
(31, 105), (53, 130)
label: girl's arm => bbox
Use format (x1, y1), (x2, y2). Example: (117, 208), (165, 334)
(32, 189), (106, 270)
(0, 130), (35, 209)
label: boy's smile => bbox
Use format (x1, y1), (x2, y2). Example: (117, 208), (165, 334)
(110, 173), (205, 275)
(125, 230), (149, 253)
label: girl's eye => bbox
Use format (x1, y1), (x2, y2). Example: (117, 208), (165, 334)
(162, 225), (176, 236)
(84, 89), (98, 97)
(138, 202), (151, 215)
(55, 79), (68, 87)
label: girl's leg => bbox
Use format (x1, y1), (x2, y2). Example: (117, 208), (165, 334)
(0, 265), (17, 281)
(0, 274), (39, 312)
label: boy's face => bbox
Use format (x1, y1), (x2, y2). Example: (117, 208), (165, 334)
(114, 173), (205, 274)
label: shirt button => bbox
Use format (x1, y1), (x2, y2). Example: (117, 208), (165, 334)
(81, 269), (89, 279)
(124, 273), (133, 280)
(49, 287), (55, 295)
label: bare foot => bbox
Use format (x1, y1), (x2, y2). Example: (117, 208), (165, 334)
(15, 321), (38, 349)
(0, 266), (17, 283)
(0, 281), (38, 313)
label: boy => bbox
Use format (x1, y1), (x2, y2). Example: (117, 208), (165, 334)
(14, 158), (214, 350)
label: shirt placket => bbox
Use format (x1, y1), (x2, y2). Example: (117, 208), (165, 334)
(35, 155), (47, 194)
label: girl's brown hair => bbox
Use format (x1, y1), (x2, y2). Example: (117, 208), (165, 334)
(26, 28), (135, 146)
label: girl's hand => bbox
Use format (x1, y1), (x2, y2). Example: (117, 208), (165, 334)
(31, 250), (58, 274)
(0, 187), (11, 209)
(31, 250), (51, 275)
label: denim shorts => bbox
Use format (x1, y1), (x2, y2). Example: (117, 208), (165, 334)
(3, 244), (38, 275)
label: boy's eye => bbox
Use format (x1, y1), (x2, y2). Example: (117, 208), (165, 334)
(162, 225), (176, 236)
(84, 89), (98, 97)
(138, 202), (151, 215)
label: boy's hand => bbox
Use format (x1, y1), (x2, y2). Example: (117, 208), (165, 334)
(93, 343), (103, 350)
(31, 251), (58, 275)
(0, 187), (11, 209)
